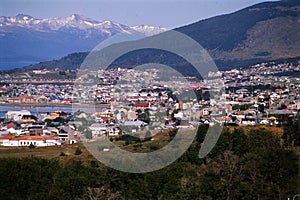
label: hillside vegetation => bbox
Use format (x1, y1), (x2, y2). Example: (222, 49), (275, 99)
(0, 124), (299, 200)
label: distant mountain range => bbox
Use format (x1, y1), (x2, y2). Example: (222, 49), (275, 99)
(0, 14), (166, 67)
(2, 0), (300, 72)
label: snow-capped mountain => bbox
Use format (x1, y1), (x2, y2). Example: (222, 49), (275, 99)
(131, 25), (167, 36)
(0, 14), (132, 34)
(0, 14), (166, 69)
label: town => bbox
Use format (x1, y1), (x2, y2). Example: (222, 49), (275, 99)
(0, 59), (300, 147)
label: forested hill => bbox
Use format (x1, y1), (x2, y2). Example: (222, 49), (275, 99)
(6, 52), (89, 73)
(0, 125), (298, 199)
(177, 0), (300, 66)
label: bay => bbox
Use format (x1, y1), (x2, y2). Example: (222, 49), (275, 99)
(0, 105), (104, 118)
(0, 61), (37, 71)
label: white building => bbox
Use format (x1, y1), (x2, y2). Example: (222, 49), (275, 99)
(107, 126), (121, 137)
(5, 110), (31, 121)
(123, 120), (148, 127)
(89, 123), (107, 137)
(0, 135), (62, 147)
(57, 126), (75, 143)
(89, 123), (121, 138)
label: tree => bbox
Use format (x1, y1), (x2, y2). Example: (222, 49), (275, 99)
(84, 130), (93, 139)
(282, 117), (300, 148)
(83, 186), (120, 200)
(231, 128), (248, 156)
(145, 131), (152, 141)
(59, 70), (66, 75)
(75, 147), (82, 155)
(258, 104), (265, 113)
(60, 152), (66, 156)
(219, 151), (243, 200)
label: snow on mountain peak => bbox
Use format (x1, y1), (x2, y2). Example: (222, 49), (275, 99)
(0, 14), (168, 68)
(67, 14), (93, 23)
(0, 14), (167, 36)
(15, 14), (34, 21)
(131, 25), (168, 36)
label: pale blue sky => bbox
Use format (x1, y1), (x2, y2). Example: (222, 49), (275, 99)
(0, 0), (278, 28)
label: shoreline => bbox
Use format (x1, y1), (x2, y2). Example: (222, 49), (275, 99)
(0, 102), (110, 108)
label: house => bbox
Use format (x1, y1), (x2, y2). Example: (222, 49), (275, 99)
(69, 138), (79, 144)
(46, 127), (59, 135)
(62, 99), (72, 104)
(134, 102), (150, 109)
(0, 86), (7, 93)
(0, 130), (9, 136)
(176, 122), (194, 129)
(202, 109), (210, 116)
(123, 120), (148, 127)
(5, 110), (31, 121)
(89, 123), (107, 137)
(21, 115), (38, 123)
(7, 96), (38, 103)
(49, 110), (68, 120)
(0, 135), (15, 146)
(107, 126), (121, 137)
(57, 126), (75, 143)
(6, 122), (16, 129)
(236, 88), (249, 95)
(292, 100), (300, 110)
(268, 109), (297, 116)
(27, 125), (44, 136)
(68, 121), (83, 127)
(215, 117), (232, 124)
(37, 95), (49, 103)
(127, 110), (137, 121)
(174, 112), (184, 119)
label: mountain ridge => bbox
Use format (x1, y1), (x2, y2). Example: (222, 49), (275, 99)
(2, 0), (300, 71)
(104, 0), (300, 71)
(0, 14), (167, 66)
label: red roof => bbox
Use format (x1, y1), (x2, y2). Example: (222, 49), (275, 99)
(17, 136), (59, 141)
(0, 87), (7, 92)
(62, 99), (72, 103)
(0, 135), (59, 141)
(0, 135), (15, 140)
(134, 102), (149, 108)
(7, 122), (15, 129)
(9, 96), (35, 100)
(101, 116), (110, 121)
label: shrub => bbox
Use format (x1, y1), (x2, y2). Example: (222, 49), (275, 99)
(75, 147), (82, 155)
(59, 152), (66, 156)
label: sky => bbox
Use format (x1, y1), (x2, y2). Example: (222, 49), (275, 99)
(0, 0), (278, 28)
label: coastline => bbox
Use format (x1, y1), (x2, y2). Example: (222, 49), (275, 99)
(0, 102), (110, 108)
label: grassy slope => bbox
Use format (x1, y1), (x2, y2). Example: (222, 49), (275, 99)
(0, 125), (285, 160)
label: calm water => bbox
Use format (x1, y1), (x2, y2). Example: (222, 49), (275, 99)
(0, 61), (38, 71)
(0, 105), (104, 118)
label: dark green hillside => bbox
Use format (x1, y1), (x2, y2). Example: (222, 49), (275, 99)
(0, 125), (299, 199)
(177, 0), (300, 51)
(25, 52), (88, 71)
(4, 52), (88, 73)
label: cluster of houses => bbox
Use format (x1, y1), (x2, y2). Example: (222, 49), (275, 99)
(0, 83), (74, 105)
(1, 61), (300, 147)
(0, 110), (79, 147)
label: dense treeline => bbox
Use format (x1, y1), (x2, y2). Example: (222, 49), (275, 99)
(0, 125), (298, 200)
